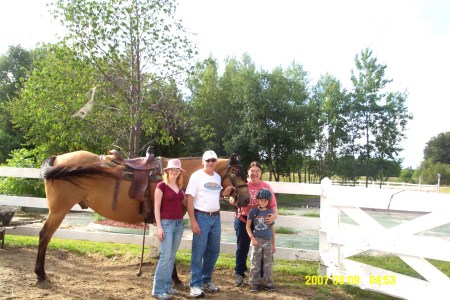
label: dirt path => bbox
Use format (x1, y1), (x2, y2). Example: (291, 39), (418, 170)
(0, 246), (320, 300)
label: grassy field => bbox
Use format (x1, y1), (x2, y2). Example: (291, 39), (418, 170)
(5, 235), (449, 299)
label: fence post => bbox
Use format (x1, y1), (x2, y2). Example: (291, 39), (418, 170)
(437, 174), (441, 193)
(319, 177), (338, 275)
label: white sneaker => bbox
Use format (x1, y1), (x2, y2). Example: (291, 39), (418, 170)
(202, 281), (220, 292)
(189, 286), (204, 298)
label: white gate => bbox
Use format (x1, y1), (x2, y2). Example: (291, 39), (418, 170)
(319, 177), (450, 299)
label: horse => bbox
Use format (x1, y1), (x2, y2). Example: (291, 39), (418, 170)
(35, 149), (249, 284)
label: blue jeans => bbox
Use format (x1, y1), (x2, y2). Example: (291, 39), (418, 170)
(234, 217), (251, 276)
(152, 219), (184, 295)
(190, 212), (221, 288)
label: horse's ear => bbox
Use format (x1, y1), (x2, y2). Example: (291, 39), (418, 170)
(229, 153), (240, 165)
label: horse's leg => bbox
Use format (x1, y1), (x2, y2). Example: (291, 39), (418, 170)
(172, 261), (182, 285)
(35, 211), (68, 282)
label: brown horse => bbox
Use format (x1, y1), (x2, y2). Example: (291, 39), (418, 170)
(35, 150), (249, 283)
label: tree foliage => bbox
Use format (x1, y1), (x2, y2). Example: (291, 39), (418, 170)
(311, 74), (349, 179)
(51, 0), (196, 157)
(0, 45), (33, 162)
(8, 44), (114, 155)
(423, 132), (450, 164)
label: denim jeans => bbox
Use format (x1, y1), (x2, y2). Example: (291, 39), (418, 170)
(190, 212), (221, 288)
(152, 219), (184, 295)
(234, 217), (251, 276)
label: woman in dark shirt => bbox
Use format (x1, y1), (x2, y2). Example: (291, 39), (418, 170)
(152, 159), (186, 300)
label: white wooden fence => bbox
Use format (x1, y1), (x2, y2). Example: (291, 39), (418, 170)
(1, 167), (449, 299)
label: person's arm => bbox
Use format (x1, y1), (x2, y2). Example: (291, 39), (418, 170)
(154, 187), (164, 241)
(246, 216), (258, 246)
(186, 194), (200, 235)
(271, 224), (276, 253)
(265, 186), (278, 224)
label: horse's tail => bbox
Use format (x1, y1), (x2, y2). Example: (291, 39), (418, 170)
(40, 156), (57, 179)
(42, 162), (121, 187)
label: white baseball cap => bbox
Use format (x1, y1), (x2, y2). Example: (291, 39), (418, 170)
(202, 150), (218, 161)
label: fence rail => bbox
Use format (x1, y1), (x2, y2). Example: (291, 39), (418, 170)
(331, 179), (439, 192)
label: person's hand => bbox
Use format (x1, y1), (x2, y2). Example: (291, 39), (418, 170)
(251, 237), (259, 247)
(157, 226), (164, 241)
(191, 220), (201, 235)
(222, 186), (234, 197)
(229, 197), (237, 206)
(272, 244), (276, 253)
(265, 213), (276, 224)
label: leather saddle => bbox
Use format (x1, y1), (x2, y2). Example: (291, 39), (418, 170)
(103, 147), (162, 223)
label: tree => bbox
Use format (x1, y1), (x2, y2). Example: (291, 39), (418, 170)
(8, 44), (113, 155)
(311, 74), (349, 179)
(0, 45), (33, 162)
(423, 132), (450, 164)
(242, 63), (310, 181)
(415, 160), (450, 185)
(52, 0), (196, 157)
(185, 56), (226, 156)
(350, 48), (412, 186)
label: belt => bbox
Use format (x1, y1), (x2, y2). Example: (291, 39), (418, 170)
(194, 209), (220, 216)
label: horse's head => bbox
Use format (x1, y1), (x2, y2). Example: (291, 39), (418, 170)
(221, 153), (249, 207)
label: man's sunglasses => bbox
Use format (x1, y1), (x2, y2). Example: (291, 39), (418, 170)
(205, 159), (217, 163)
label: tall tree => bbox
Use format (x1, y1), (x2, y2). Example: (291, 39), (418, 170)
(423, 132), (450, 164)
(311, 74), (349, 179)
(350, 48), (411, 186)
(52, 0), (196, 157)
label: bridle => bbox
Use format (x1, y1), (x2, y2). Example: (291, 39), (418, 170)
(221, 163), (249, 207)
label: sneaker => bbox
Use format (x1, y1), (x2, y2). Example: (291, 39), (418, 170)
(202, 281), (220, 292)
(235, 274), (244, 287)
(152, 293), (172, 300)
(264, 285), (276, 292)
(189, 286), (204, 298)
(166, 288), (177, 295)
(250, 284), (259, 292)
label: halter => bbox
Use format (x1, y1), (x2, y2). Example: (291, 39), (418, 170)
(221, 163), (249, 207)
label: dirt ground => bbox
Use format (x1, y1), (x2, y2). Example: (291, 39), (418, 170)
(0, 246), (319, 300)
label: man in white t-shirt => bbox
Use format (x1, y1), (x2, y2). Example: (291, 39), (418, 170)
(186, 150), (231, 298)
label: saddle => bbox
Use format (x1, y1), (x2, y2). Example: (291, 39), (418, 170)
(103, 147), (163, 224)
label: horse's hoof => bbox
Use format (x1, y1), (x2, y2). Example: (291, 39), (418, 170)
(36, 279), (52, 289)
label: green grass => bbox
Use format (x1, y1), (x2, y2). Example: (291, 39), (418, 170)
(440, 186), (450, 193)
(275, 226), (296, 234)
(277, 207), (296, 215)
(303, 211), (320, 218)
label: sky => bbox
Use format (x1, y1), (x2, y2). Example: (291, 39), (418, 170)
(1, 0), (449, 168)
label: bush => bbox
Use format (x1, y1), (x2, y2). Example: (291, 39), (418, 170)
(0, 148), (45, 197)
